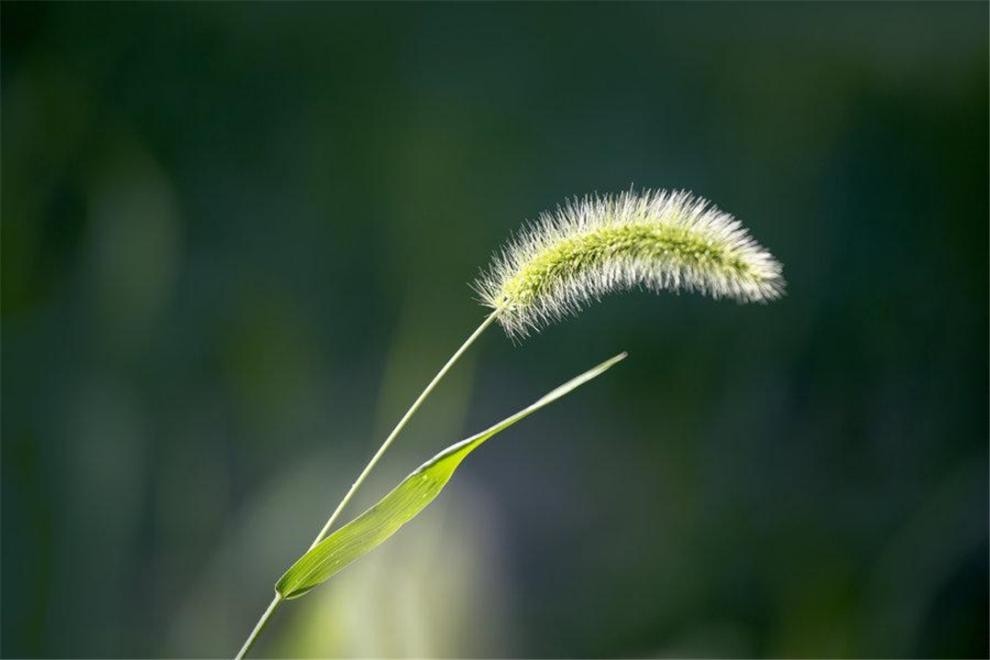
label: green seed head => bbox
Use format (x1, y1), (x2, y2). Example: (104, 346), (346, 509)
(475, 189), (785, 337)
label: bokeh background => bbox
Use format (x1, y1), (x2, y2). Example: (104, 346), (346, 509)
(3, 2), (987, 658)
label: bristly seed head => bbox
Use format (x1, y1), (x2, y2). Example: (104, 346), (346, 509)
(474, 189), (785, 338)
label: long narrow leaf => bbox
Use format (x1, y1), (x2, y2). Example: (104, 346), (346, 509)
(275, 351), (627, 600)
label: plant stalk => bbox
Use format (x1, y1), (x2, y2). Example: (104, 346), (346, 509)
(234, 311), (498, 658)
(235, 594), (281, 660)
(306, 311), (497, 549)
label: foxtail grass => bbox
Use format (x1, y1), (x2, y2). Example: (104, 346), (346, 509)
(235, 188), (784, 658)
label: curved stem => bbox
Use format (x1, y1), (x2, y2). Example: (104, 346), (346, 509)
(234, 311), (498, 658)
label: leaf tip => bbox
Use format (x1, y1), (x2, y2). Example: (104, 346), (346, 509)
(602, 351), (628, 370)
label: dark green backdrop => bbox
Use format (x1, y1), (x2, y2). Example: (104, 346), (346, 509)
(3, 2), (987, 657)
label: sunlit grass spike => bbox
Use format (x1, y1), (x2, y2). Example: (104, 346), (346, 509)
(475, 189), (785, 337)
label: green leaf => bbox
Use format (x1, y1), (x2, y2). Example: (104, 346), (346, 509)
(275, 351), (627, 600)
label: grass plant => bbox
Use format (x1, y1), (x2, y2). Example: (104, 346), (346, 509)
(235, 189), (784, 658)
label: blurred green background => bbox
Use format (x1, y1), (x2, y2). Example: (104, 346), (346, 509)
(3, 2), (987, 658)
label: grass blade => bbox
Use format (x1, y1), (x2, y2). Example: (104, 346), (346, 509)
(275, 351), (627, 600)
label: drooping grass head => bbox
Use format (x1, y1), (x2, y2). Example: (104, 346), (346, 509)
(475, 189), (785, 337)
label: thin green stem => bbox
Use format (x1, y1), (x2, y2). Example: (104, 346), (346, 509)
(234, 311), (498, 658)
(307, 311), (497, 550)
(235, 594), (282, 660)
